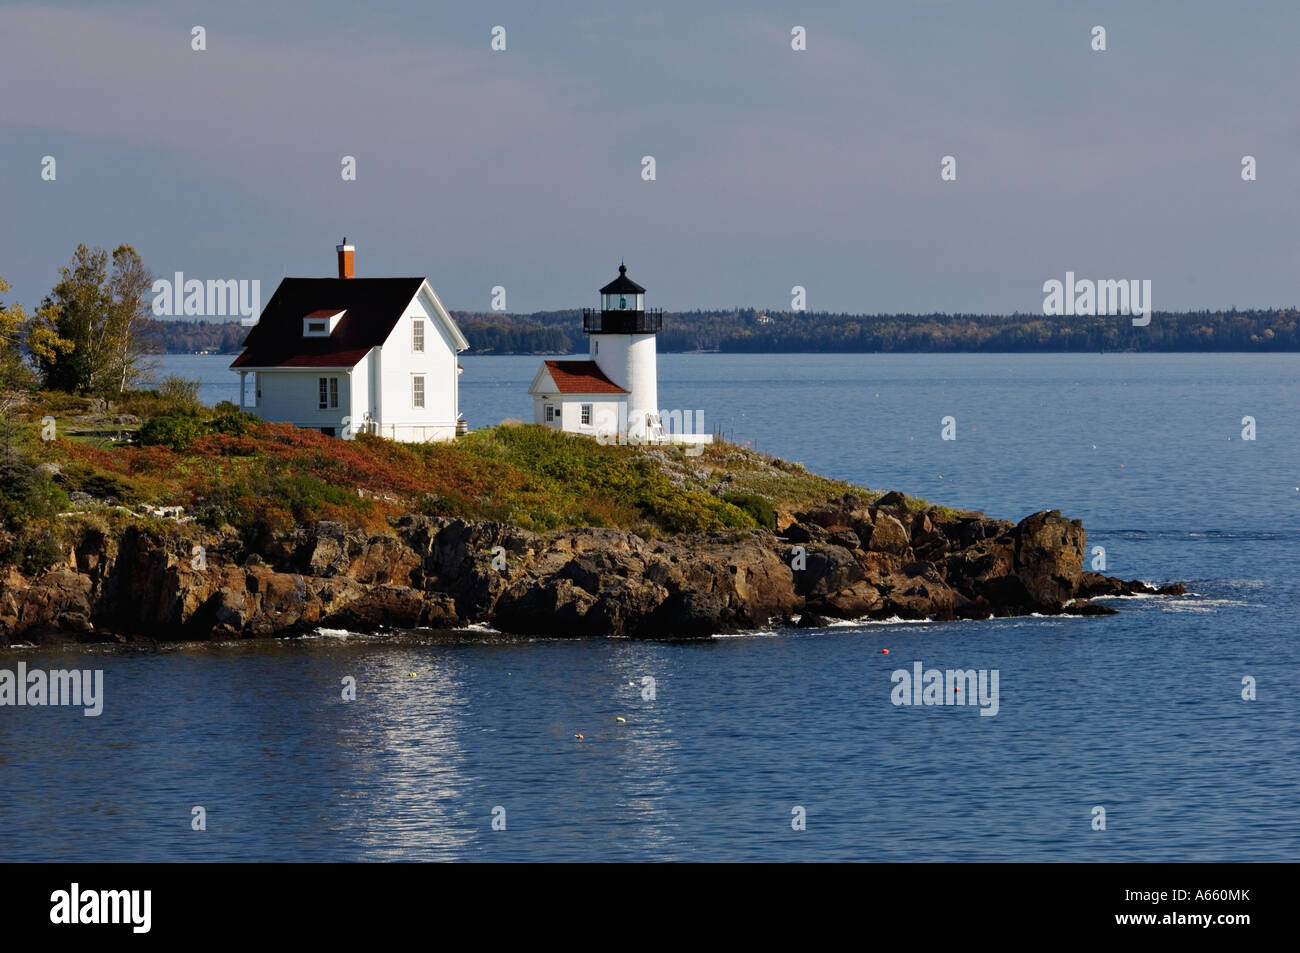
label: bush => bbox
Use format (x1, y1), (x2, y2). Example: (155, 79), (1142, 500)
(118, 377), (203, 418)
(417, 492), (466, 519)
(722, 491), (776, 530)
(158, 377), (202, 414)
(28, 390), (93, 415)
(0, 463), (70, 529)
(209, 402), (258, 437)
(59, 461), (136, 503)
(2, 530), (65, 575)
(269, 473), (357, 522)
(138, 415), (204, 451)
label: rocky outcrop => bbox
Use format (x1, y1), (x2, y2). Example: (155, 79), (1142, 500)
(0, 493), (1182, 644)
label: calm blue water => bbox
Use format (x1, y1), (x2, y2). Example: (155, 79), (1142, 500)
(4, 353), (1296, 861)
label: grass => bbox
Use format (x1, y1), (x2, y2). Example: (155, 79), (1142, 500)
(2, 391), (953, 569)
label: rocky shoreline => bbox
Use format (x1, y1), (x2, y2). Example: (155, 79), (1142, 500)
(0, 491), (1183, 645)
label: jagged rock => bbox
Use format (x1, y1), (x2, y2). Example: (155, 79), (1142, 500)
(1076, 572), (1185, 598)
(798, 498), (855, 529)
(816, 580), (884, 618)
(944, 515), (1014, 549)
(945, 539), (1015, 593)
(829, 529), (861, 551)
(869, 514), (910, 555)
(792, 545), (864, 597)
(651, 590), (730, 638)
(873, 490), (907, 510)
(911, 515), (950, 560)
(783, 521), (829, 544)
(493, 577), (599, 634)
(1064, 600), (1118, 616)
(1014, 510), (1086, 609)
(10, 568), (94, 638)
(0, 493), (1180, 643)
(796, 611), (831, 628)
(352, 536), (420, 586)
(882, 562), (958, 620)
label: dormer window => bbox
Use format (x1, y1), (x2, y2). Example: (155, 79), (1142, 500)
(304, 309), (345, 337)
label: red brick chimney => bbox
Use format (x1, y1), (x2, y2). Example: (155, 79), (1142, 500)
(336, 238), (354, 279)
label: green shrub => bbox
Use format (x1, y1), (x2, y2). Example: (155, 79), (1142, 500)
(0, 463), (70, 529)
(267, 473), (357, 522)
(209, 402), (258, 437)
(118, 377), (203, 419)
(3, 530), (65, 575)
(29, 390), (92, 414)
(417, 492), (466, 519)
(60, 462), (136, 503)
(138, 415), (205, 451)
(722, 491), (776, 530)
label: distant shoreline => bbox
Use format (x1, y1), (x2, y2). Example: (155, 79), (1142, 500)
(147, 307), (1300, 356)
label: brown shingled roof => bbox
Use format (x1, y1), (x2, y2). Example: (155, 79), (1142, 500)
(230, 277), (424, 369)
(542, 360), (627, 394)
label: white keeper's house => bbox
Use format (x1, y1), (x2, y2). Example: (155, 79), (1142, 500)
(231, 240), (469, 441)
(528, 264), (711, 448)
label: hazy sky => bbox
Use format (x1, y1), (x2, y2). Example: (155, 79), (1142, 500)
(3, 1), (1298, 315)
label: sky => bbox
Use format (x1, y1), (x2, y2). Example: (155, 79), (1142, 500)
(2, 0), (1299, 316)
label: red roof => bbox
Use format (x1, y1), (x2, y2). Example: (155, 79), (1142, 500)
(234, 348), (373, 368)
(542, 360), (627, 394)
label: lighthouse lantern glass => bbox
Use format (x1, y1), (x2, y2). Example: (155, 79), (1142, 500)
(603, 293), (643, 311)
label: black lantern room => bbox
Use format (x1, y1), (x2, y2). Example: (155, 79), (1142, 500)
(583, 263), (663, 334)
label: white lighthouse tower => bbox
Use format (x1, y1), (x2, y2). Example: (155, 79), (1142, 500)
(529, 263), (713, 448)
(585, 263), (662, 441)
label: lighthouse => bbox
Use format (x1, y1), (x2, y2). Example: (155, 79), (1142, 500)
(527, 263), (664, 442)
(585, 263), (662, 440)
(526, 264), (709, 447)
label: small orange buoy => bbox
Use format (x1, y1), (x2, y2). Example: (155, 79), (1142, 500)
(882, 648), (889, 654)
(575, 733), (584, 740)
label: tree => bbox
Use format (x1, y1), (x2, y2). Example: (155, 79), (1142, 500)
(27, 243), (154, 394)
(0, 277), (37, 391)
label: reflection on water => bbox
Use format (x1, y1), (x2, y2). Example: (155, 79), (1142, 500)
(1, 568), (1297, 862)
(5, 353), (1296, 860)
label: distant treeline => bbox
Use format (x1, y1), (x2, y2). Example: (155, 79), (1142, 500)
(145, 317), (249, 354)
(151, 308), (1300, 354)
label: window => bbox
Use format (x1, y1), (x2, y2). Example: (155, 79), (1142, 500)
(581, 404), (592, 426)
(413, 375), (425, 408)
(412, 319), (425, 352)
(545, 405), (554, 422)
(320, 427), (336, 437)
(302, 312), (343, 336)
(319, 377), (338, 410)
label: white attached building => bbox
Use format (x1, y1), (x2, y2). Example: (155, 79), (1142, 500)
(528, 264), (711, 448)
(527, 359), (629, 438)
(231, 241), (469, 441)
